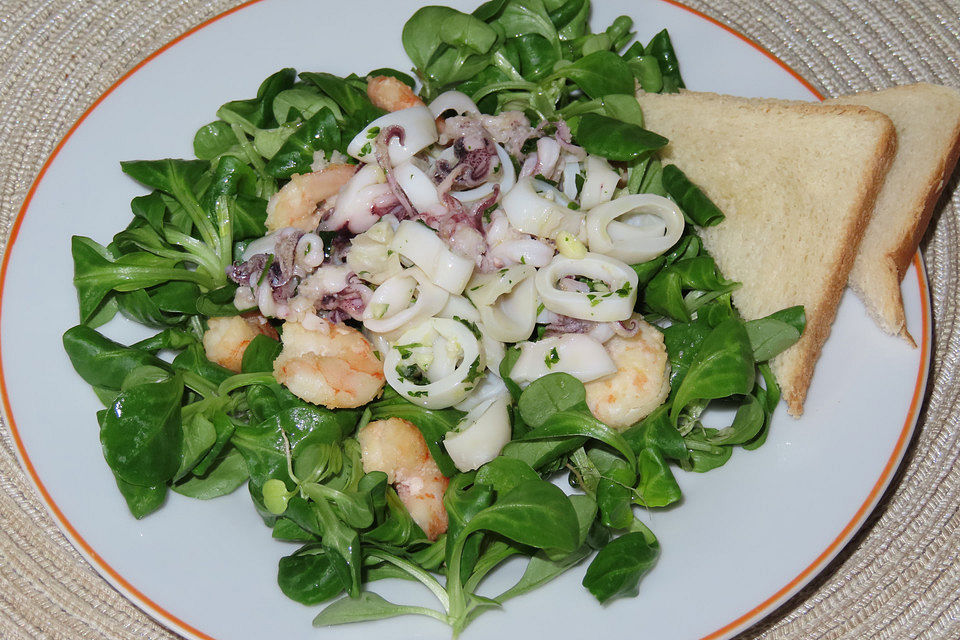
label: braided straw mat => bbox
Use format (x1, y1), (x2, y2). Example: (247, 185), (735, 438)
(1, 0), (959, 638)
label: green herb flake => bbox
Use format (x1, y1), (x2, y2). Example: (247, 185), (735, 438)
(394, 363), (421, 383)
(256, 254), (275, 287)
(452, 316), (482, 340)
(545, 347), (560, 369)
(464, 356), (484, 384)
(393, 342), (423, 359)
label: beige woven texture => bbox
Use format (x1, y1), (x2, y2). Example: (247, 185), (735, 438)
(0, 0), (958, 638)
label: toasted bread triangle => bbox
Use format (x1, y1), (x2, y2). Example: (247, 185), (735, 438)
(826, 83), (960, 344)
(636, 90), (897, 416)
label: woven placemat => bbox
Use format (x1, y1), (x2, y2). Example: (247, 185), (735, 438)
(1, 0), (958, 638)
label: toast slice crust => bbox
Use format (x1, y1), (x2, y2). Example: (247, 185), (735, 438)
(637, 90), (897, 416)
(826, 83), (960, 343)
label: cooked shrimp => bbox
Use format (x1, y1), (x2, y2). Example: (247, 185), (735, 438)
(265, 163), (356, 232)
(273, 320), (385, 408)
(202, 315), (277, 373)
(358, 417), (448, 540)
(584, 319), (671, 431)
(367, 75), (425, 112)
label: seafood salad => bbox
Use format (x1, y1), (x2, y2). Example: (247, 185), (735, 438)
(65, 0), (805, 634)
(234, 81), (678, 421)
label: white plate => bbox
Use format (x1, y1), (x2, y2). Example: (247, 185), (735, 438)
(0, 1), (930, 639)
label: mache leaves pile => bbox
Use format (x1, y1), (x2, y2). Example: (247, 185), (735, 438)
(64, 0), (803, 635)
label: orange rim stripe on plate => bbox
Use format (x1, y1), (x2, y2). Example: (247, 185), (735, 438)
(700, 252), (930, 640)
(0, 1), (931, 640)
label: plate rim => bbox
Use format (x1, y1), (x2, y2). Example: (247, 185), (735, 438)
(0, 1), (933, 639)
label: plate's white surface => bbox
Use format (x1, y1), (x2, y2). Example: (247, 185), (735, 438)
(0, 1), (928, 639)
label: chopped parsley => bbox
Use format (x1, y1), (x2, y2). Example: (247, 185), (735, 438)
(544, 347), (559, 369)
(397, 364), (430, 384)
(464, 356), (484, 384)
(452, 316), (482, 340)
(393, 342), (423, 359)
(576, 276), (609, 293)
(256, 253), (274, 287)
